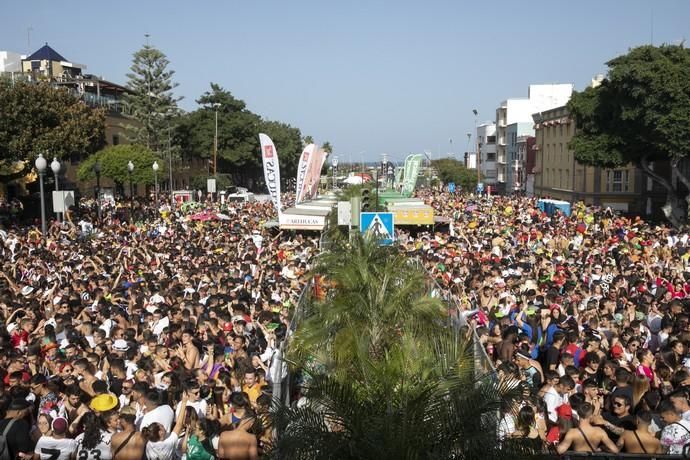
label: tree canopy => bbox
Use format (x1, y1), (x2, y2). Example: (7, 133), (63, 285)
(568, 44), (690, 225)
(0, 79), (105, 182)
(124, 42), (181, 151)
(431, 158), (480, 191)
(77, 144), (165, 186)
(175, 83), (302, 188)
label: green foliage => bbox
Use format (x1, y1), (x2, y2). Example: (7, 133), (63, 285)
(303, 135), (314, 146)
(0, 79), (105, 181)
(124, 43), (181, 151)
(272, 234), (536, 459)
(322, 141), (333, 154)
(189, 173), (232, 191)
(431, 158), (479, 191)
(294, 232), (444, 382)
(175, 83), (302, 188)
(568, 44), (690, 167)
(77, 144), (166, 186)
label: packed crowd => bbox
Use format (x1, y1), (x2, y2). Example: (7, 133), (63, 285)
(0, 194), (315, 460)
(409, 192), (690, 455)
(7, 184), (690, 458)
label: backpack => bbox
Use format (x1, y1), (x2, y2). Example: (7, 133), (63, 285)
(0, 419), (16, 460)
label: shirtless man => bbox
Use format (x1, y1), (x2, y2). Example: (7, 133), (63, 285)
(556, 403), (619, 454)
(617, 411), (663, 454)
(110, 407), (146, 460)
(217, 416), (259, 460)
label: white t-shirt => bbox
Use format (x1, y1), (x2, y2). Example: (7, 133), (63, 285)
(75, 430), (112, 460)
(35, 436), (77, 460)
(145, 432), (179, 460)
(175, 399), (208, 420)
(139, 404), (175, 432)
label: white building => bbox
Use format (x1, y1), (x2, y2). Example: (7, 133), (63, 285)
(476, 122), (497, 184)
(0, 51), (22, 72)
(495, 84), (573, 193)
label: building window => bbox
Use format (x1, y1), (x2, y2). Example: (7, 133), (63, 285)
(607, 169), (628, 192)
(486, 152), (496, 161)
(487, 135), (496, 144)
(560, 125), (563, 136)
(112, 134), (120, 145)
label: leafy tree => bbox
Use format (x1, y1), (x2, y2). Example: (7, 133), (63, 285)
(322, 141), (333, 154)
(176, 83), (302, 189)
(568, 44), (690, 226)
(431, 158), (479, 191)
(77, 144), (165, 188)
(124, 42), (181, 152)
(303, 135), (314, 146)
(0, 79), (105, 183)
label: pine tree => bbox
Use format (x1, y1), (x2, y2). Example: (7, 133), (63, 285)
(124, 41), (181, 152)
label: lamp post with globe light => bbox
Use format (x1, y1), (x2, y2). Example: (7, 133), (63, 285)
(50, 157), (61, 223)
(152, 161), (159, 211)
(127, 161), (134, 220)
(34, 153), (47, 234)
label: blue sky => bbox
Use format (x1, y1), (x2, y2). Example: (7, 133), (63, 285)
(3, 0), (689, 162)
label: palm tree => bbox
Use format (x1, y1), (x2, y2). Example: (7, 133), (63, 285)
(293, 233), (443, 382)
(270, 234), (547, 459)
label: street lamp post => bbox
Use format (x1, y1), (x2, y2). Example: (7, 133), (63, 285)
(473, 109), (480, 190)
(168, 126), (173, 196)
(50, 157), (61, 223)
(34, 153), (47, 234)
(127, 161), (134, 221)
(152, 161), (159, 211)
(93, 161), (101, 222)
(212, 103), (221, 177)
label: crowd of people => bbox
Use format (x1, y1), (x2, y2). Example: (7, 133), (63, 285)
(412, 191), (690, 455)
(0, 193), (314, 460)
(6, 184), (690, 458)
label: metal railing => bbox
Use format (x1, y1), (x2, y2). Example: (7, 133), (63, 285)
(412, 257), (496, 379)
(273, 278), (313, 405)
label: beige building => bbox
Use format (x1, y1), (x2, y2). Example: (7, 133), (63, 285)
(532, 105), (644, 214)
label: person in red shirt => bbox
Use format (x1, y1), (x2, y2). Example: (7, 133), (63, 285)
(10, 318), (34, 350)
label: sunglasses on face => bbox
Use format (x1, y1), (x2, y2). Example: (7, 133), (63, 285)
(613, 402), (625, 407)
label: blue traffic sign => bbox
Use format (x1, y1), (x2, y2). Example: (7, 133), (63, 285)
(448, 182), (456, 193)
(476, 182), (485, 193)
(360, 212), (394, 245)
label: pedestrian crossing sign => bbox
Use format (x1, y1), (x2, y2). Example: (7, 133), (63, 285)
(360, 212), (394, 245)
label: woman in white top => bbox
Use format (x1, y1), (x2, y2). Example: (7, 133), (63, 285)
(143, 395), (188, 460)
(75, 412), (112, 460)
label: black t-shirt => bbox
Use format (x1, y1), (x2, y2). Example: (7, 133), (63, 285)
(544, 345), (560, 370)
(0, 417), (34, 458)
(602, 412), (636, 442)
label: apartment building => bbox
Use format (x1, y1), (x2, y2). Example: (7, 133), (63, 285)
(532, 105), (644, 214)
(495, 84), (573, 194)
(476, 122), (497, 185)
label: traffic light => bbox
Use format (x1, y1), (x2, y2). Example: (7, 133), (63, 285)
(361, 188), (371, 211)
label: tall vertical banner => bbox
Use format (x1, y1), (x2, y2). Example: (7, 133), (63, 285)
(308, 148), (328, 199)
(259, 134), (282, 216)
(300, 146), (326, 202)
(295, 144), (316, 203)
(401, 154), (423, 196)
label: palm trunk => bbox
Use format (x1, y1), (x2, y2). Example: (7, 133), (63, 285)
(640, 154), (686, 228)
